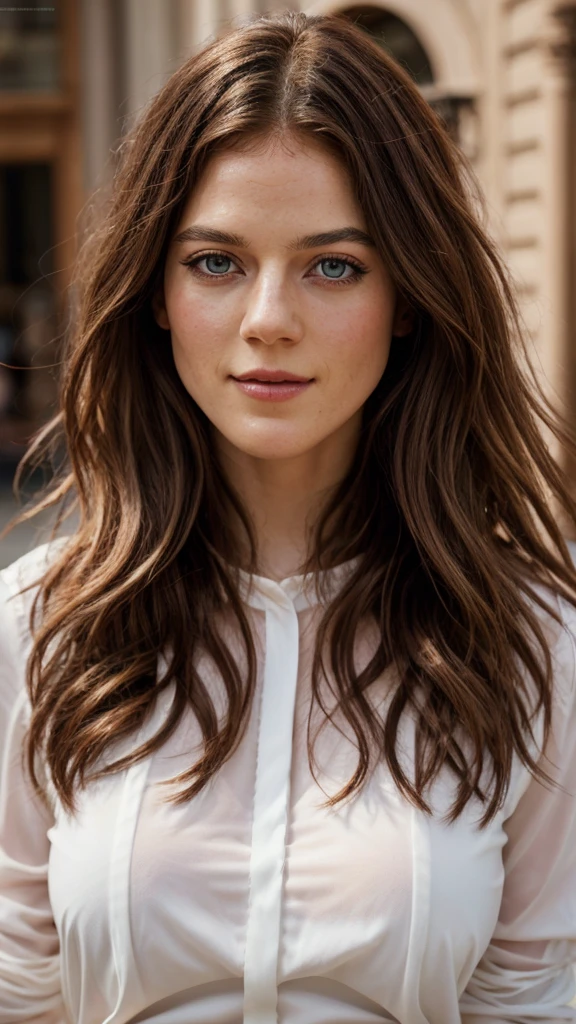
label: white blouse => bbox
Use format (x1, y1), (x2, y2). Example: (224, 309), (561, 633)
(0, 539), (575, 1024)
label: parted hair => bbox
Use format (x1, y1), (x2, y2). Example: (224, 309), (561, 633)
(12, 10), (576, 827)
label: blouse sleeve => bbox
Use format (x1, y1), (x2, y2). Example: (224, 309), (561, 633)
(0, 569), (67, 1023)
(459, 595), (576, 1023)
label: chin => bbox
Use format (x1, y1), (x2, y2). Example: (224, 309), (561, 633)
(225, 426), (322, 461)
(239, 440), (316, 461)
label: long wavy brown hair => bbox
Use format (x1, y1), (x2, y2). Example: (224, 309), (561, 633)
(10, 10), (576, 827)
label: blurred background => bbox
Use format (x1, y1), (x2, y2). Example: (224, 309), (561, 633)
(0, 0), (575, 568)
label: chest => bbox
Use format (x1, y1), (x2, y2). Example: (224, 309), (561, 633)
(45, 620), (519, 1019)
(46, 699), (509, 991)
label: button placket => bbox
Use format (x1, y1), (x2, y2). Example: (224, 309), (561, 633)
(243, 588), (300, 1024)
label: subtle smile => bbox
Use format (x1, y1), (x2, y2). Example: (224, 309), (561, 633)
(230, 368), (315, 402)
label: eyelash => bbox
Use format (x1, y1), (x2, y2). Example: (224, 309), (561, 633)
(179, 250), (368, 286)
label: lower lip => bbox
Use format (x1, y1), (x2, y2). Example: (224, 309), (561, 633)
(231, 379), (313, 402)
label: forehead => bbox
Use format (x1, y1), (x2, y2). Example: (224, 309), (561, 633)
(176, 135), (365, 231)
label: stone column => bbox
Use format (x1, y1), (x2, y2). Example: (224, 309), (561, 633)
(177, 0), (222, 48)
(547, 3), (576, 487)
(229, 0), (262, 17)
(479, 0), (505, 246)
(539, 3), (576, 444)
(79, 0), (119, 192)
(123, 0), (179, 122)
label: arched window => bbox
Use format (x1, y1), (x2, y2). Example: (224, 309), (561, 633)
(338, 5), (478, 158)
(338, 6), (433, 87)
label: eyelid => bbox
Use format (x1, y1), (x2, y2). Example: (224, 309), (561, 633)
(180, 248), (243, 268)
(306, 252), (367, 273)
(179, 249), (368, 279)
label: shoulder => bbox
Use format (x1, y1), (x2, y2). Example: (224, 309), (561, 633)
(551, 594), (576, 715)
(511, 575), (576, 713)
(548, 541), (576, 712)
(0, 535), (71, 598)
(497, 583), (576, 819)
(0, 538), (71, 687)
(530, 583), (576, 714)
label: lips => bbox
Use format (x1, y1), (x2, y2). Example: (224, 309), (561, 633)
(230, 371), (314, 403)
(232, 369), (312, 383)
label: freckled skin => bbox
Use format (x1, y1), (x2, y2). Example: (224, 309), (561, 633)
(154, 136), (411, 463)
(153, 135), (413, 576)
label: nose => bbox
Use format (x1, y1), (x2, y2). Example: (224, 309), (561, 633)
(239, 268), (304, 346)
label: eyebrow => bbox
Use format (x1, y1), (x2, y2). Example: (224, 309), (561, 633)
(172, 225), (376, 249)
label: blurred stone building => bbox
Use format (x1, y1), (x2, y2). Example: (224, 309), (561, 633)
(1, 0), (575, 474)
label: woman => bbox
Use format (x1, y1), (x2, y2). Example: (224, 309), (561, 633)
(0, 10), (575, 1024)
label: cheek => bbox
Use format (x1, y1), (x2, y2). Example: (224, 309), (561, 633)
(321, 298), (394, 390)
(167, 289), (233, 381)
(180, 291), (237, 336)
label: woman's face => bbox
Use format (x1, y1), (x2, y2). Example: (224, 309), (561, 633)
(154, 135), (412, 468)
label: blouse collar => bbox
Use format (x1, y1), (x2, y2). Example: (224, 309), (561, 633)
(235, 556), (361, 612)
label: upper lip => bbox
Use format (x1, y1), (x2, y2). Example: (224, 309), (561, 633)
(232, 369), (312, 383)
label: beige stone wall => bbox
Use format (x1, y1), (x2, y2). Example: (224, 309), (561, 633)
(499, 1), (574, 424)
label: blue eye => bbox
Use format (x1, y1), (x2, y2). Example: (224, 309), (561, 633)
(204, 255), (232, 274)
(319, 258), (348, 279)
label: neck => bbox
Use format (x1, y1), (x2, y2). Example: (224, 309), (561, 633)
(214, 421), (360, 581)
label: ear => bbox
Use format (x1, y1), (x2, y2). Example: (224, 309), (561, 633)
(392, 294), (415, 338)
(152, 284), (170, 331)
